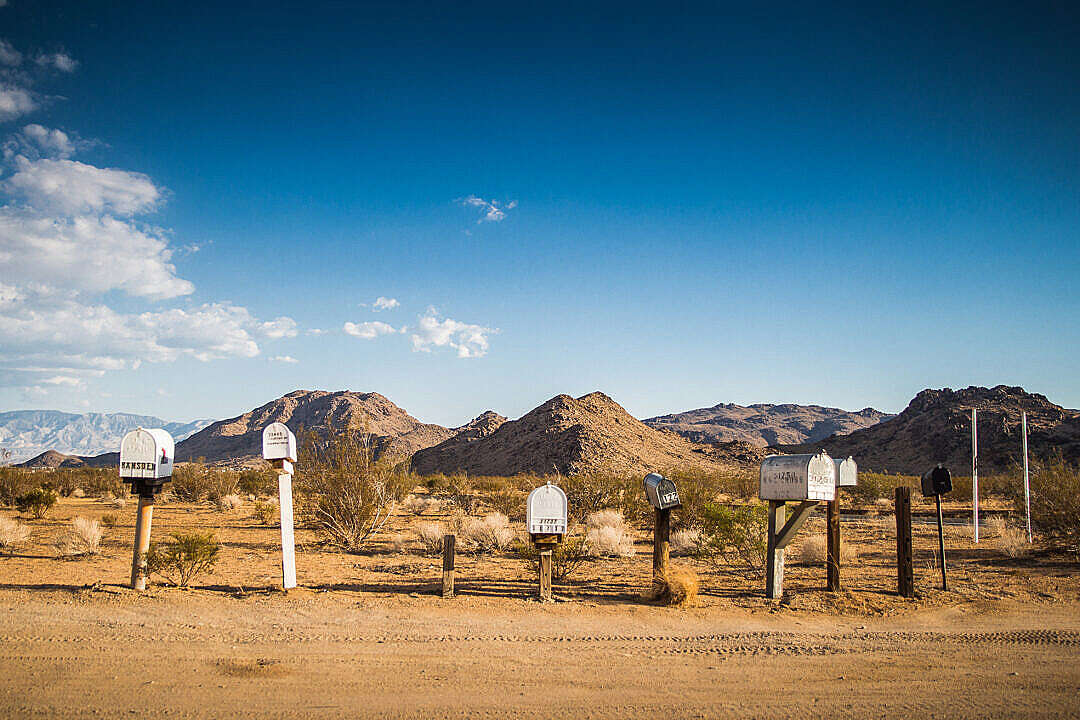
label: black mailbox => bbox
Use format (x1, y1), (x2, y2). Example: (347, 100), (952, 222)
(921, 465), (952, 497)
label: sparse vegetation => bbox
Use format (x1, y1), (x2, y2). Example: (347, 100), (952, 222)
(516, 532), (590, 583)
(700, 501), (769, 578)
(0, 468), (37, 506)
(585, 510), (635, 558)
(649, 565), (699, 607)
(0, 516), (31, 553)
(214, 494), (243, 511)
(100, 512), (119, 528)
(416, 522), (446, 555)
(145, 532), (221, 587)
(670, 527), (703, 557)
(54, 517), (103, 557)
(16, 487), (57, 519)
(456, 512), (515, 554)
(1028, 457), (1080, 551)
(252, 500), (278, 525)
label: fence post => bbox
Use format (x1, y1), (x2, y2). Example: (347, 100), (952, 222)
(826, 497), (841, 592)
(441, 534), (456, 598)
(895, 486), (914, 598)
(653, 507), (671, 580)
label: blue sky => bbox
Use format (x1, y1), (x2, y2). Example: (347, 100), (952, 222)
(0, 0), (1077, 425)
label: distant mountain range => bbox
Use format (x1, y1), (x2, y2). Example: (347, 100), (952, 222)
(0, 411), (213, 465)
(644, 403), (893, 446)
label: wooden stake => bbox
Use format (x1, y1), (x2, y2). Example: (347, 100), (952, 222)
(441, 534), (456, 599)
(826, 497), (841, 592)
(765, 500), (785, 600)
(935, 493), (948, 591)
(652, 507), (671, 580)
(130, 495), (154, 591)
(538, 548), (553, 601)
(895, 486), (914, 598)
(277, 471), (297, 590)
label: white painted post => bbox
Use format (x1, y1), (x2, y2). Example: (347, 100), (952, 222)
(972, 408), (979, 543)
(1022, 411), (1032, 543)
(278, 466), (297, 590)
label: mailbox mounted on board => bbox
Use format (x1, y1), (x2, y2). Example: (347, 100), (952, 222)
(921, 465), (953, 497)
(119, 428), (175, 498)
(759, 452), (836, 502)
(527, 482), (568, 542)
(833, 456), (858, 488)
(643, 472), (682, 511)
(262, 422), (297, 473)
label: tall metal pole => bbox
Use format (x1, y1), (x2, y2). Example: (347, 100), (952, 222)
(972, 408), (979, 543)
(1023, 411), (1032, 543)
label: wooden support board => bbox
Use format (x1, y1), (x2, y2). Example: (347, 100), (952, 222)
(652, 507), (671, 580)
(442, 534), (456, 598)
(276, 466), (297, 590)
(895, 486), (914, 598)
(766, 501), (785, 600)
(538, 549), (553, 601)
(827, 497), (841, 592)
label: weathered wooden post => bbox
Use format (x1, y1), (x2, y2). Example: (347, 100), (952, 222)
(827, 456), (858, 592)
(526, 481), (567, 602)
(760, 452), (836, 600)
(442, 534), (456, 598)
(643, 473), (681, 582)
(895, 486), (914, 598)
(921, 465), (953, 592)
(262, 422), (298, 590)
(119, 428), (175, 591)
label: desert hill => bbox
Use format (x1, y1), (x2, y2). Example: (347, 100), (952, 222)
(175, 390), (454, 463)
(784, 385), (1080, 475)
(645, 402), (892, 446)
(411, 392), (740, 477)
(18, 450), (86, 469)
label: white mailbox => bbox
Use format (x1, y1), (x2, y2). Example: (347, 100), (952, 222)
(262, 422), (297, 463)
(527, 482), (568, 535)
(760, 452), (836, 501)
(834, 456), (857, 487)
(119, 428), (175, 480)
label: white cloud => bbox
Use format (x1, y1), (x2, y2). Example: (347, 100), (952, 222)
(4, 156), (161, 215)
(305, 328), (327, 336)
(0, 40), (22, 66)
(0, 85), (36, 122)
(0, 206), (194, 300)
(18, 124), (76, 158)
(40, 374), (82, 387)
(34, 52), (77, 73)
(260, 316), (299, 339)
(344, 320), (400, 339)
(461, 196), (517, 223)
(372, 296), (399, 311)
(271, 355), (299, 364)
(410, 309), (496, 358)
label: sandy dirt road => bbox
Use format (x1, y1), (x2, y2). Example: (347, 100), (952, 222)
(1, 588), (1078, 719)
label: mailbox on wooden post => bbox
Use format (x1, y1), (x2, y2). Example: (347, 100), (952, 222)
(262, 422), (298, 590)
(119, 428), (175, 591)
(921, 464), (952, 591)
(527, 482), (567, 601)
(644, 473), (680, 581)
(827, 456), (857, 592)
(760, 452), (835, 600)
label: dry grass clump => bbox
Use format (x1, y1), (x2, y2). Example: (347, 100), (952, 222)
(403, 495), (439, 516)
(997, 524), (1029, 558)
(0, 516), (31, 552)
(670, 527), (703, 557)
(252, 500), (278, 525)
(797, 535), (827, 564)
(54, 516), (103, 558)
(215, 494), (243, 511)
(649, 565), (699, 607)
(100, 513), (119, 528)
(585, 510), (635, 558)
(457, 513), (515, 554)
(416, 522), (446, 555)
(984, 516), (1006, 537)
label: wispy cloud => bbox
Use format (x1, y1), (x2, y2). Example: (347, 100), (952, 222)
(343, 320), (401, 339)
(460, 196), (517, 223)
(271, 355), (299, 364)
(34, 51), (77, 73)
(411, 309), (496, 358)
(372, 296), (399, 311)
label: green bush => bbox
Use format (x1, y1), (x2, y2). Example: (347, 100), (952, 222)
(516, 533), (590, 583)
(700, 501), (769, 578)
(145, 532), (221, 587)
(0, 468), (37, 506)
(16, 487), (57, 519)
(238, 468), (276, 496)
(75, 468), (124, 498)
(1028, 457), (1080, 550)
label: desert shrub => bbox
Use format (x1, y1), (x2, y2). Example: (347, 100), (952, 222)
(43, 470), (79, 497)
(984, 515), (1006, 536)
(457, 513), (516, 554)
(559, 471), (637, 524)
(0, 468), (37, 506)
(1028, 457), (1080, 549)
(403, 494), (438, 516)
(487, 488), (526, 520)
(416, 522), (446, 555)
(0, 516), (31, 553)
(171, 463), (212, 501)
(797, 535), (827, 564)
(214, 494), (243, 511)
(295, 430), (410, 553)
(585, 510), (635, 558)
(997, 524), (1029, 558)
(441, 474), (480, 516)
(100, 512), (119, 527)
(670, 527), (703, 557)
(700, 502), (769, 578)
(252, 500), (278, 525)
(77, 469), (124, 498)
(16, 487), (57, 519)
(848, 473), (919, 504)
(649, 565), (699, 607)
(145, 532), (221, 587)
(54, 516), (103, 557)
(238, 468), (276, 496)
(667, 469), (747, 529)
(517, 533), (590, 583)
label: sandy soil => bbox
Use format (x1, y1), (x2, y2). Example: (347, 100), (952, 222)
(1, 495), (1078, 718)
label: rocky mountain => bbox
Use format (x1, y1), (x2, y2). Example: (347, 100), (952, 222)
(411, 392), (741, 477)
(644, 402), (893, 447)
(174, 390), (455, 463)
(0, 410), (213, 465)
(783, 385), (1080, 475)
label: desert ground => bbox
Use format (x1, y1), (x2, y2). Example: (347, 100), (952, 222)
(2, 493), (1079, 718)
